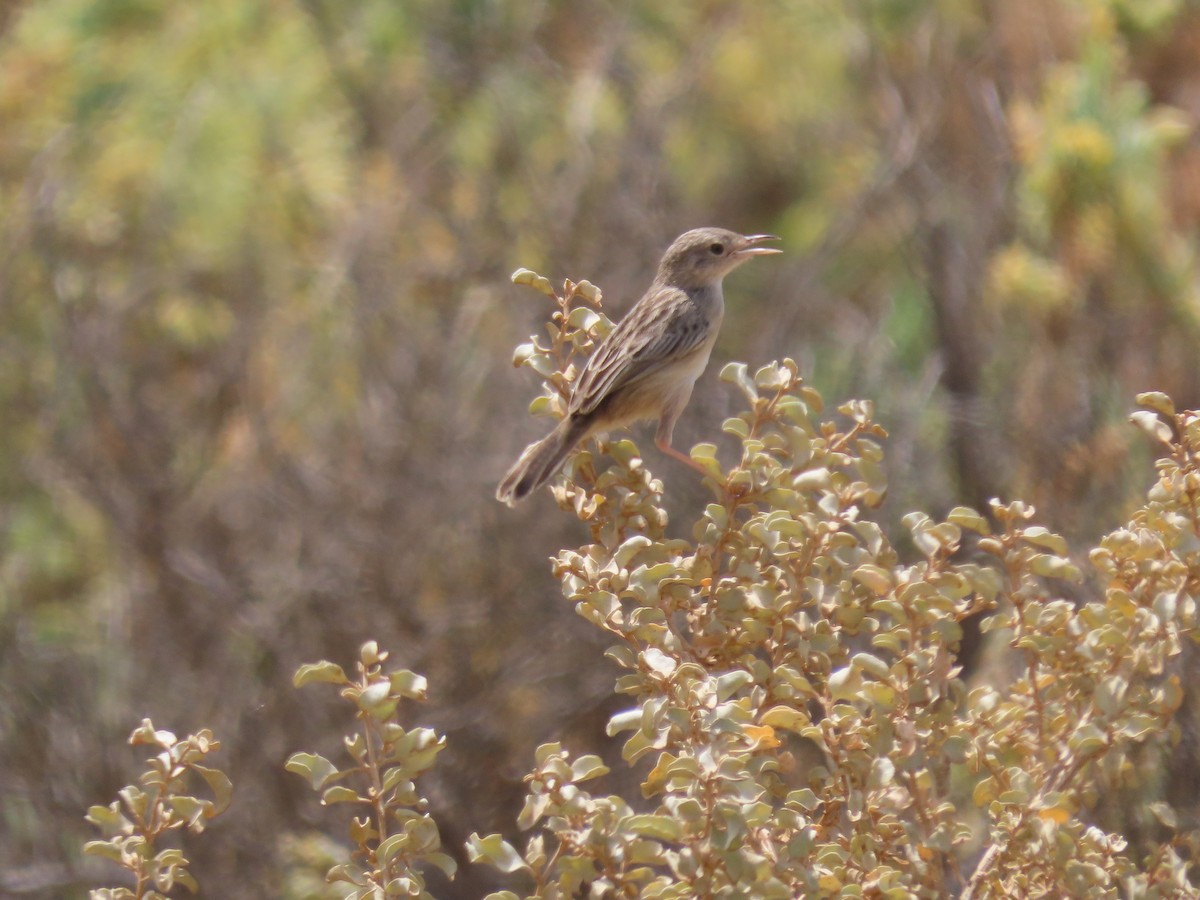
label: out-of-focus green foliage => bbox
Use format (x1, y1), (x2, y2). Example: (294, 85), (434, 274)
(3, 0), (1200, 895)
(997, 17), (1195, 319)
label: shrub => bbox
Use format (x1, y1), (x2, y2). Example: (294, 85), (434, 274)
(467, 273), (1200, 898)
(87, 273), (1200, 898)
(84, 721), (231, 899)
(286, 642), (454, 898)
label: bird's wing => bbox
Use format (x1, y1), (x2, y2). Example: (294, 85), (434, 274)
(570, 286), (711, 417)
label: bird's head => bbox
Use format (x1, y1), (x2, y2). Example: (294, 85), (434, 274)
(656, 227), (781, 289)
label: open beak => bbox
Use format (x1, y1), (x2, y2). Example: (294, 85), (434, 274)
(734, 234), (783, 257)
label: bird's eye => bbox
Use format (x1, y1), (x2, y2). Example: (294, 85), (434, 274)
(709, 242), (725, 255)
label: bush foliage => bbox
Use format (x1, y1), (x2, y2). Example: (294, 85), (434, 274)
(88, 274), (1200, 898)
(285, 642), (455, 898)
(84, 722), (231, 899)
(462, 273), (1200, 898)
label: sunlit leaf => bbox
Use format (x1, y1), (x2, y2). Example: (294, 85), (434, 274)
(285, 752), (340, 791)
(465, 833), (529, 873)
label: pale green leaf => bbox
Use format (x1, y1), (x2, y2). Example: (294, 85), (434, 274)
(293, 660), (349, 688)
(465, 833), (529, 873)
(285, 752), (340, 791)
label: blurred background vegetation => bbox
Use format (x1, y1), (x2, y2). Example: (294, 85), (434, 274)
(2, 0), (1200, 895)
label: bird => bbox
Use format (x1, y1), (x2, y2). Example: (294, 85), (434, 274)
(496, 227), (781, 506)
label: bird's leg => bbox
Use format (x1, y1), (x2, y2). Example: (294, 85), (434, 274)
(655, 410), (714, 478)
(655, 434), (712, 476)
(654, 433), (751, 502)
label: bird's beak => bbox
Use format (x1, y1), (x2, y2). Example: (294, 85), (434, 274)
(734, 234), (783, 257)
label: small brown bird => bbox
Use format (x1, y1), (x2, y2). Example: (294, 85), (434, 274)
(496, 227), (781, 505)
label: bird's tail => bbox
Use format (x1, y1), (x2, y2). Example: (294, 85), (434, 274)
(496, 417), (589, 506)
